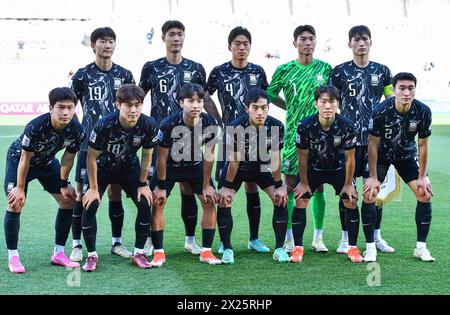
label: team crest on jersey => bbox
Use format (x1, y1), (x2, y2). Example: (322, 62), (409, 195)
(183, 71), (192, 82)
(408, 120), (418, 132)
(133, 136), (142, 146)
(316, 74), (325, 84)
(21, 135), (30, 147)
(89, 131), (97, 143)
(249, 74), (257, 85)
(333, 136), (342, 146)
(114, 78), (123, 89)
(371, 74), (380, 85)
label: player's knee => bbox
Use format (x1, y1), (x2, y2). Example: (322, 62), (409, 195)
(343, 199), (357, 209)
(107, 185), (122, 201)
(7, 205), (23, 213)
(220, 199), (232, 208)
(244, 181), (258, 193)
(416, 191), (432, 203)
(363, 192), (374, 204)
(294, 199), (308, 209)
(58, 199), (75, 209)
(179, 183), (194, 195)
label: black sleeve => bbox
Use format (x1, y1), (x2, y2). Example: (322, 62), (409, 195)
(20, 123), (37, 152)
(295, 121), (309, 150)
(88, 121), (105, 151)
(206, 67), (219, 95)
(139, 63), (152, 94)
(418, 105), (432, 138)
(155, 120), (173, 148)
(66, 128), (86, 153)
(142, 117), (158, 149)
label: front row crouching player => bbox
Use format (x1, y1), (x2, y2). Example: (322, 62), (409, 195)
(81, 84), (158, 271)
(217, 88), (288, 264)
(293, 85), (364, 263)
(150, 83), (222, 267)
(364, 72), (435, 262)
(4, 87), (85, 273)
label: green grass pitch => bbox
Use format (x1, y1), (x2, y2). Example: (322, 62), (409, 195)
(0, 125), (449, 295)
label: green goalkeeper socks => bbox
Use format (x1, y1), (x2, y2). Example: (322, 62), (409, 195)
(311, 192), (326, 230)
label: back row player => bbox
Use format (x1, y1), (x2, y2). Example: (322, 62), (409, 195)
(139, 20), (221, 256)
(207, 26), (271, 254)
(70, 27), (135, 262)
(330, 25), (395, 259)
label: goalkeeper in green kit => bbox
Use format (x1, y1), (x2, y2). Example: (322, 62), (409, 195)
(267, 25), (332, 252)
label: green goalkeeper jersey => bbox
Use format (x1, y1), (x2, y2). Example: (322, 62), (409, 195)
(267, 58), (332, 175)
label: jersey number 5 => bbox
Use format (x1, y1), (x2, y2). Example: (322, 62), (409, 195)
(349, 83), (357, 97)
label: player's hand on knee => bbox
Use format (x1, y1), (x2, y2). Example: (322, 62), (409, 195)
(137, 186), (153, 205)
(273, 186), (288, 207)
(60, 185), (77, 203)
(416, 176), (433, 201)
(363, 177), (380, 202)
(152, 187), (167, 207)
(218, 187), (235, 207)
(8, 187), (26, 211)
(202, 185), (217, 205)
(82, 188), (100, 210)
(293, 183), (311, 200)
(340, 184), (358, 203)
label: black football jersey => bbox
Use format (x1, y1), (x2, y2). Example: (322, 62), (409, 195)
(207, 61), (269, 126)
(155, 112), (219, 168)
(369, 98), (432, 162)
(330, 61), (392, 146)
(88, 112), (158, 172)
(139, 57), (207, 124)
(70, 62), (135, 151)
(226, 114), (284, 172)
(296, 114), (357, 172)
(10, 113), (85, 167)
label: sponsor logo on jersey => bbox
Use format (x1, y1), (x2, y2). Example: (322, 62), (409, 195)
(333, 136), (342, 146)
(371, 74), (380, 85)
(183, 71), (192, 82)
(249, 74), (257, 85)
(80, 168), (86, 179)
(114, 78), (123, 89)
(316, 74), (325, 84)
(133, 136), (142, 146)
(408, 120), (418, 132)
(21, 135), (31, 147)
(89, 131), (97, 143)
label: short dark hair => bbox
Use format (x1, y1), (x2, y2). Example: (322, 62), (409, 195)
(314, 85), (340, 102)
(90, 27), (116, 43)
(348, 25), (371, 41)
(116, 84), (145, 103)
(244, 88), (269, 107)
(228, 26), (252, 45)
(178, 83), (205, 101)
(392, 72), (417, 87)
(162, 20), (185, 36)
(293, 25), (316, 40)
(49, 87), (77, 106)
